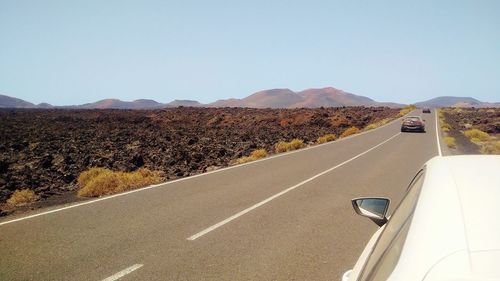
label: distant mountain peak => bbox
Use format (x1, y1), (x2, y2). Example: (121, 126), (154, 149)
(12, 88), (497, 110)
(166, 100), (202, 107)
(209, 87), (394, 108)
(0, 94), (36, 108)
(415, 96), (490, 108)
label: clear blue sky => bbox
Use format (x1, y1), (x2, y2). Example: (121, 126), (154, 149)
(1, 0), (499, 105)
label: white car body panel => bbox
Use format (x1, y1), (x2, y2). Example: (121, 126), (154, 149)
(344, 225), (386, 281)
(344, 155), (500, 281)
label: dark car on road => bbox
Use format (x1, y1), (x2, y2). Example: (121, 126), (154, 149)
(401, 116), (425, 132)
(422, 108), (431, 113)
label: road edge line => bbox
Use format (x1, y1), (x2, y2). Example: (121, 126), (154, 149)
(435, 109), (442, 156)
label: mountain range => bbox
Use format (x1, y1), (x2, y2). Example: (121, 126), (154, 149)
(1, 87), (498, 109)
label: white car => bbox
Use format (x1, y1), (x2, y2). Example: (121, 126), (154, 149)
(343, 155), (500, 281)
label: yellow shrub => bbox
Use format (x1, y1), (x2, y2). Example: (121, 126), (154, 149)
(250, 148), (267, 159)
(77, 168), (163, 197)
(236, 149), (268, 164)
(340, 127), (360, 138)
(398, 105), (417, 117)
(481, 141), (500, 155)
(77, 167), (109, 188)
(441, 122), (452, 132)
(365, 123), (378, 130)
(365, 118), (390, 130)
(275, 141), (289, 153)
(464, 129), (490, 143)
(274, 139), (305, 153)
(444, 137), (456, 148)
(6, 189), (37, 207)
(437, 109), (445, 120)
(317, 134), (337, 144)
(289, 139), (304, 150)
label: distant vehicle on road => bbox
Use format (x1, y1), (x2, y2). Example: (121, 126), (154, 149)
(342, 155), (500, 281)
(401, 116), (425, 132)
(422, 108), (431, 113)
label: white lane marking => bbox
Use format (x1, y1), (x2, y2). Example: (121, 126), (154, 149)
(435, 110), (442, 156)
(102, 264), (143, 281)
(187, 132), (402, 241)
(0, 113), (402, 227)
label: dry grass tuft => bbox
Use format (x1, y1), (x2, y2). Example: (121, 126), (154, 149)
(275, 141), (289, 153)
(444, 136), (457, 148)
(236, 149), (268, 164)
(437, 109), (445, 120)
(398, 105), (417, 117)
(275, 139), (304, 153)
(340, 127), (360, 138)
(365, 118), (390, 130)
(316, 134), (337, 144)
(481, 141), (500, 155)
(77, 167), (109, 189)
(441, 122), (452, 132)
(464, 129), (491, 143)
(77, 168), (163, 197)
(6, 189), (38, 207)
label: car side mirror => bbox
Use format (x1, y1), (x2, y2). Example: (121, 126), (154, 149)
(351, 197), (390, 227)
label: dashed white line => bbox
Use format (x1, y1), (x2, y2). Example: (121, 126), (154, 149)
(187, 132), (402, 241)
(101, 264), (143, 281)
(435, 110), (442, 156)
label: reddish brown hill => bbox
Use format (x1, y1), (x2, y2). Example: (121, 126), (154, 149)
(297, 87), (375, 107)
(80, 99), (164, 109)
(210, 89), (302, 108)
(209, 87), (395, 108)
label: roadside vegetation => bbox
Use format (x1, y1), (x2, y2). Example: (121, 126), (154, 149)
(443, 136), (457, 148)
(316, 134), (337, 144)
(6, 189), (38, 207)
(463, 129), (500, 154)
(464, 129), (491, 143)
(398, 105), (417, 117)
(437, 109), (457, 149)
(77, 168), (163, 197)
(236, 149), (268, 164)
(440, 122), (451, 132)
(481, 141), (500, 154)
(340, 126), (360, 138)
(364, 118), (390, 130)
(275, 139), (304, 153)
(439, 108), (500, 154)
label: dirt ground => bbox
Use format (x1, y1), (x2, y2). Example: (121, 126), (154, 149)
(442, 108), (499, 155)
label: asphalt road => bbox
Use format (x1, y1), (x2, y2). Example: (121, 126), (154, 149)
(0, 110), (440, 281)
